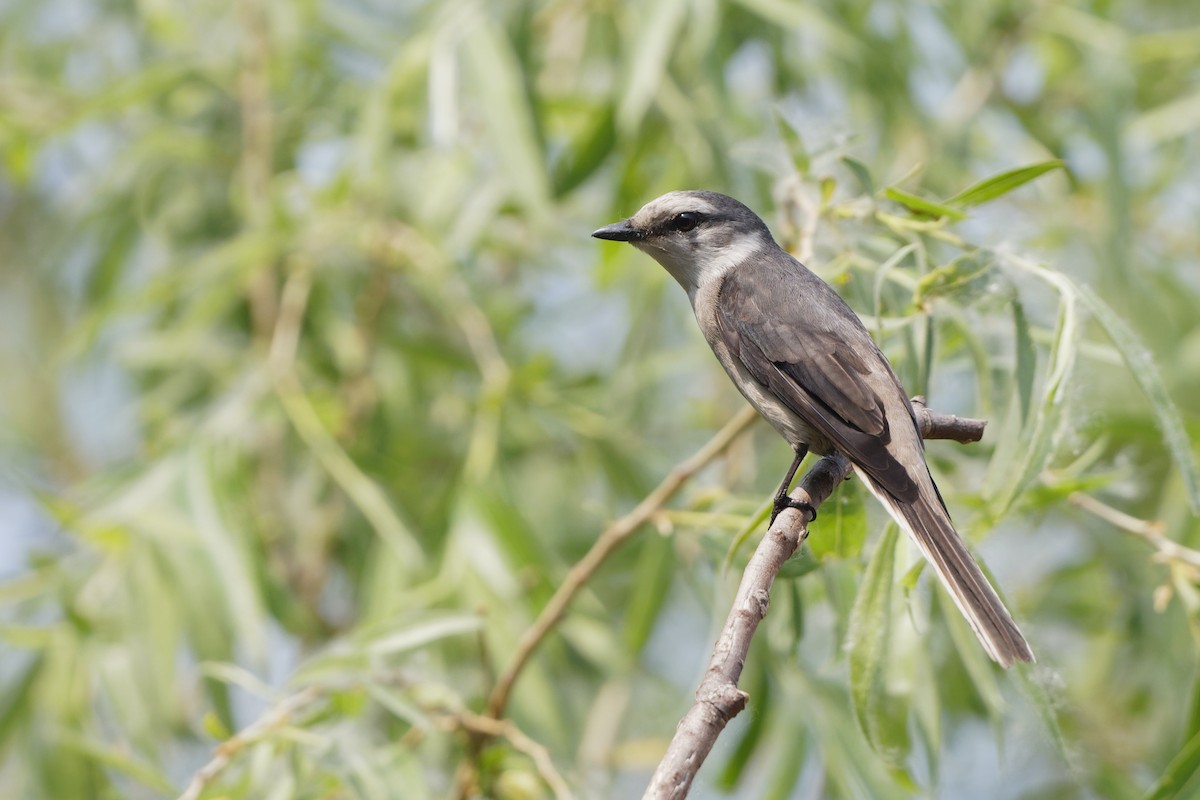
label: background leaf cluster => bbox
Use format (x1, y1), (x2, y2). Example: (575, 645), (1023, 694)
(1, 0), (1199, 798)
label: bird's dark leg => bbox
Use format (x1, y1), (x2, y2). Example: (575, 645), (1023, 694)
(769, 444), (816, 525)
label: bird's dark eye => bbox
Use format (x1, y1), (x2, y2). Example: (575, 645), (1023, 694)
(669, 212), (702, 232)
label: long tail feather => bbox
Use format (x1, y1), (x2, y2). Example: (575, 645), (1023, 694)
(854, 467), (1034, 667)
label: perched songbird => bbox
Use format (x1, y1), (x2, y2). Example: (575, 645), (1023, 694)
(593, 190), (1033, 667)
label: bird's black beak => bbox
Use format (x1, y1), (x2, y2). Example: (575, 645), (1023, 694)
(591, 219), (644, 242)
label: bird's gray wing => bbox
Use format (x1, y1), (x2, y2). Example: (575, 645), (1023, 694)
(715, 258), (920, 502)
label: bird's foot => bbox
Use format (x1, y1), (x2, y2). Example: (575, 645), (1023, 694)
(769, 495), (817, 526)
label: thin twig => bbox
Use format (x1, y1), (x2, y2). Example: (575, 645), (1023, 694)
(910, 395), (986, 443)
(485, 400), (979, 723)
(484, 405), (760, 720)
(177, 686), (323, 800)
(642, 406), (985, 799)
(1069, 492), (1200, 569)
(641, 454), (848, 800)
(237, 0), (277, 341)
(448, 711), (575, 800)
(449, 406), (759, 799)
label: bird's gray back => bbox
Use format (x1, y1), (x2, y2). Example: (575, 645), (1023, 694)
(705, 246), (924, 503)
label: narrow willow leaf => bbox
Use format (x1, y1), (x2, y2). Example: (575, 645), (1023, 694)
(0, 656), (41, 748)
(764, 710), (808, 800)
(1077, 283), (1200, 513)
(61, 736), (176, 795)
(777, 546), (822, 579)
(366, 682), (434, 728)
(811, 480), (867, 560)
(186, 447), (268, 663)
(882, 187), (967, 220)
(872, 242), (918, 335)
(938, 591), (1003, 721)
(1187, 669), (1200, 743)
(617, 0), (687, 132)
(1128, 88), (1200, 146)
(551, 105), (616, 196)
(946, 160), (1066, 207)
(1013, 666), (1080, 783)
(944, 309), (995, 418)
(1142, 727), (1200, 800)
(462, 20), (550, 219)
(200, 662), (277, 699)
(201, 711), (230, 740)
(774, 106), (811, 173)
(1014, 300), (1037, 426)
(913, 253), (992, 306)
(842, 155), (875, 194)
(731, 0), (855, 49)
(808, 671), (915, 798)
(911, 644), (942, 781)
(621, 532), (676, 655)
(717, 656), (771, 790)
(473, 486), (551, 581)
(274, 374), (425, 567)
(847, 525), (910, 766)
(365, 613), (484, 657)
(987, 256), (1080, 517)
(788, 578), (806, 644)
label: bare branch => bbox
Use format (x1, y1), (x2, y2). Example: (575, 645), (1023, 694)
(1069, 492), (1200, 569)
(178, 687), (323, 800)
(911, 396), (986, 443)
(641, 454), (848, 800)
(448, 711), (575, 800)
(457, 400), (985, 800)
(485, 399), (966, 723)
(642, 404), (985, 799)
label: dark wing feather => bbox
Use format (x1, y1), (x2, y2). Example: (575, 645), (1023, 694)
(716, 255), (920, 502)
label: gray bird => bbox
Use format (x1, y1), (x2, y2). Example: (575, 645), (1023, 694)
(593, 190), (1033, 667)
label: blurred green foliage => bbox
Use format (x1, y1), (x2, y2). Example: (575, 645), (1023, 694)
(1, 0), (1199, 798)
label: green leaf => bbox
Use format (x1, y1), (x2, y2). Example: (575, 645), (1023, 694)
(201, 710), (230, 740)
(717, 657), (771, 790)
(186, 447), (268, 663)
(777, 546), (822, 578)
(763, 709), (808, 799)
(810, 480), (867, 560)
(1187, 669), (1200, 743)
(550, 105), (616, 197)
(61, 735), (176, 796)
(473, 485), (552, 588)
(1014, 300), (1037, 426)
(1013, 665), (1079, 784)
(621, 532), (676, 655)
(364, 612), (484, 657)
(0, 656), (41, 749)
(939, 591), (1003, 722)
(1142, 727), (1200, 800)
(1077, 284), (1200, 513)
(882, 187), (967, 220)
(1128, 88), (1200, 146)
(946, 160), (1066, 207)
(617, 0), (688, 132)
(846, 525), (910, 766)
(986, 256), (1080, 517)
(463, 19), (551, 219)
(841, 156), (875, 194)
(913, 254), (993, 306)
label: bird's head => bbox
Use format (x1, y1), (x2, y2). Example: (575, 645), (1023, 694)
(592, 191), (775, 294)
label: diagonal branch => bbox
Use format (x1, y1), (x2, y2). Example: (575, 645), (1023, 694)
(178, 686), (323, 800)
(642, 404), (985, 799)
(485, 406), (760, 720)
(485, 401), (981, 725)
